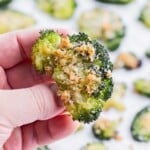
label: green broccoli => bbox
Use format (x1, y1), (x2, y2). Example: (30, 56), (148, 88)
(96, 0), (133, 4)
(35, 0), (76, 19)
(78, 8), (125, 51)
(134, 79), (150, 97)
(145, 49), (150, 58)
(92, 118), (121, 140)
(131, 106), (150, 142)
(32, 30), (113, 123)
(37, 145), (50, 150)
(0, 9), (35, 34)
(81, 142), (106, 150)
(139, 0), (150, 28)
(0, 0), (11, 7)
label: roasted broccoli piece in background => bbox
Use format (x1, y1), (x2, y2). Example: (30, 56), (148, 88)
(145, 49), (150, 58)
(78, 8), (125, 51)
(0, 9), (35, 34)
(0, 0), (11, 7)
(37, 145), (50, 150)
(103, 82), (126, 111)
(134, 79), (150, 97)
(114, 52), (141, 70)
(96, 0), (133, 4)
(81, 142), (106, 150)
(92, 118), (121, 140)
(139, 0), (150, 28)
(32, 30), (113, 123)
(131, 106), (150, 142)
(35, 0), (76, 19)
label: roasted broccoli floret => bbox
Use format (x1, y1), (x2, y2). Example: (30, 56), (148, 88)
(139, 0), (150, 28)
(37, 145), (50, 150)
(103, 82), (126, 111)
(134, 79), (150, 97)
(32, 30), (113, 123)
(81, 142), (106, 150)
(114, 52), (141, 70)
(0, 9), (35, 34)
(96, 0), (133, 4)
(78, 8), (125, 51)
(0, 0), (11, 7)
(131, 106), (150, 142)
(145, 49), (150, 58)
(35, 0), (76, 19)
(92, 118), (121, 140)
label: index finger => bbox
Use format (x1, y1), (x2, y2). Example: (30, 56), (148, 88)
(0, 28), (40, 69)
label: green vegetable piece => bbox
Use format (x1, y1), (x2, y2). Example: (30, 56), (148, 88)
(145, 49), (150, 58)
(0, 0), (11, 7)
(78, 8), (125, 51)
(96, 0), (133, 4)
(139, 0), (150, 28)
(104, 82), (126, 111)
(32, 30), (113, 123)
(35, 0), (76, 19)
(92, 118), (120, 140)
(81, 142), (106, 150)
(134, 79), (150, 97)
(114, 52), (141, 70)
(0, 9), (35, 34)
(131, 106), (150, 142)
(37, 145), (50, 150)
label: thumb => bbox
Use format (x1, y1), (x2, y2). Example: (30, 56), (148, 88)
(0, 84), (64, 147)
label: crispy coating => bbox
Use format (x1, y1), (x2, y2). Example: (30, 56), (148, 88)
(78, 8), (125, 51)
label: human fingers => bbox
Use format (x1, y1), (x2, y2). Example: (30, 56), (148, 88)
(0, 84), (64, 147)
(0, 28), (68, 69)
(6, 62), (54, 89)
(21, 115), (79, 150)
(0, 29), (40, 69)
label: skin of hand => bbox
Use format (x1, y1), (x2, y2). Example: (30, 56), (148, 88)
(0, 29), (79, 150)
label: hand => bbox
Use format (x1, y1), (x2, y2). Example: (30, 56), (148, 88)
(0, 29), (78, 150)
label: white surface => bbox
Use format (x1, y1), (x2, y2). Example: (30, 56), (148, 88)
(9, 0), (150, 149)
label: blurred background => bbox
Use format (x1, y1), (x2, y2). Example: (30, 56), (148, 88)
(0, 0), (150, 150)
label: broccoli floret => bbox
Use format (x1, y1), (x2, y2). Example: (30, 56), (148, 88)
(134, 79), (150, 97)
(0, 9), (35, 34)
(96, 0), (133, 4)
(103, 82), (126, 111)
(78, 8), (125, 51)
(131, 106), (150, 142)
(92, 118), (121, 140)
(139, 1), (150, 28)
(37, 145), (50, 150)
(81, 142), (106, 150)
(145, 49), (150, 58)
(114, 52), (142, 70)
(32, 30), (113, 123)
(0, 0), (11, 7)
(35, 0), (76, 19)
